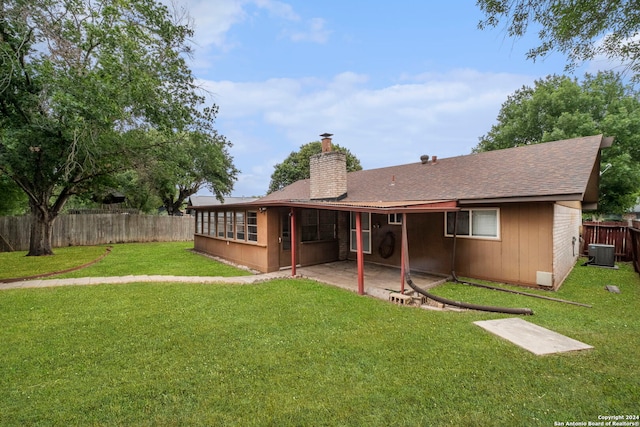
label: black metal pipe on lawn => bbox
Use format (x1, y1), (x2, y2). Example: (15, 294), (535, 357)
(450, 271), (592, 308)
(405, 274), (534, 315)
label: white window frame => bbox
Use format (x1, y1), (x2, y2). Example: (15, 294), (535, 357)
(388, 213), (402, 225)
(445, 208), (500, 240)
(198, 210), (259, 244)
(235, 211), (246, 241)
(350, 212), (372, 254)
(196, 211), (203, 234)
(216, 212), (225, 238)
(203, 211), (210, 235)
(247, 211), (258, 242)
(226, 212), (234, 239)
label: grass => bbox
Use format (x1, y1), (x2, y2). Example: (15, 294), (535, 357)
(0, 242), (251, 279)
(0, 256), (638, 426)
(0, 246), (107, 280)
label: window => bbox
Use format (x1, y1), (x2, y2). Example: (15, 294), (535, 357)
(236, 211), (245, 240)
(446, 209), (499, 239)
(318, 210), (336, 240)
(196, 211), (204, 234)
(209, 212), (216, 236)
(226, 211), (234, 239)
(202, 210), (259, 243)
(301, 209), (318, 241)
(301, 209), (337, 242)
(388, 213), (402, 225)
(203, 212), (210, 235)
(217, 212), (225, 238)
(247, 211), (258, 242)
(350, 212), (371, 253)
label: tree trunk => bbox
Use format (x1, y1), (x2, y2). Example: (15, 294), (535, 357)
(164, 196), (186, 216)
(27, 204), (55, 256)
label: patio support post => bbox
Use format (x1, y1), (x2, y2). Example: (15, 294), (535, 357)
(355, 211), (365, 295)
(400, 215), (406, 293)
(290, 208), (296, 276)
(450, 210), (458, 277)
(401, 214), (411, 292)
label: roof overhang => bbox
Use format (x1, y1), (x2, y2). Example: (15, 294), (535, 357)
(194, 199), (459, 213)
(458, 193), (584, 205)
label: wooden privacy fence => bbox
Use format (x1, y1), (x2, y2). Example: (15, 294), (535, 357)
(629, 221), (640, 274)
(0, 214), (194, 252)
(581, 221), (632, 261)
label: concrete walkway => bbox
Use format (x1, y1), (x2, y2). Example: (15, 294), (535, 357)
(0, 271), (291, 290)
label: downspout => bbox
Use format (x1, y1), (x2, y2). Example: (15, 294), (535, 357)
(401, 210), (533, 315)
(290, 208), (296, 277)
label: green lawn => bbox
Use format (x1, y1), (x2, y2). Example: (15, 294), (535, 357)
(0, 257), (638, 426)
(0, 242), (251, 280)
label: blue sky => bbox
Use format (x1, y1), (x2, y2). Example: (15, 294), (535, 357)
(172, 0), (600, 197)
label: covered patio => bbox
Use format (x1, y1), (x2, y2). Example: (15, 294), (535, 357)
(296, 261), (448, 302)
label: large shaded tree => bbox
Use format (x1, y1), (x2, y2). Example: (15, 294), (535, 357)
(477, 0), (640, 79)
(0, 0), (222, 255)
(474, 71), (640, 214)
(0, 173), (26, 215)
(268, 141), (362, 194)
(147, 130), (238, 215)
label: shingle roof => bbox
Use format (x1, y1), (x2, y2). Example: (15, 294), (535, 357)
(188, 196), (259, 207)
(261, 135), (606, 205)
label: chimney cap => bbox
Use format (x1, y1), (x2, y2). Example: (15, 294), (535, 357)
(320, 133), (333, 138)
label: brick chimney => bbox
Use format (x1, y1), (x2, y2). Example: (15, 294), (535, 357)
(310, 133), (347, 200)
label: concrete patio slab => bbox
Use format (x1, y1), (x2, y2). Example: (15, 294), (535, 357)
(474, 318), (593, 355)
(296, 260), (447, 297)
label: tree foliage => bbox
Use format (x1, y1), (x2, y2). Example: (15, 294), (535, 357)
(477, 0), (640, 78)
(268, 141), (363, 194)
(146, 130), (238, 215)
(474, 71), (640, 214)
(0, 0), (233, 255)
(0, 173), (27, 215)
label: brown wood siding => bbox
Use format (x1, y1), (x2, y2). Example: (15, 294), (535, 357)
(194, 234), (269, 272)
(299, 240), (340, 265)
(405, 212), (452, 274)
(455, 203), (553, 286)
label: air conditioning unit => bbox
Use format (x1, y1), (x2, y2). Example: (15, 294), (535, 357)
(588, 244), (616, 268)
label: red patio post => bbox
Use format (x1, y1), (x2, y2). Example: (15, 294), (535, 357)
(290, 207), (296, 276)
(400, 220), (405, 293)
(356, 211), (364, 295)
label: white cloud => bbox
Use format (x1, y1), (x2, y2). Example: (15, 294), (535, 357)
(169, 0), (246, 50)
(286, 17), (331, 44)
(168, 0), (326, 53)
(252, 0), (299, 21)
(200, 69), (536, 196)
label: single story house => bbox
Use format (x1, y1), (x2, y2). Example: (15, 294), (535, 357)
(193, 134), (611, 291)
